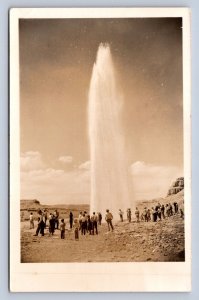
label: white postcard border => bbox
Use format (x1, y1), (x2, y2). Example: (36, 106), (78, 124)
(9, 7), (191, 292)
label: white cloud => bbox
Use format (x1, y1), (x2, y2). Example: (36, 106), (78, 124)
(21, 152), (90, 205)
(21, 152), (183, 205)
(78, 160), (91, 170)
(130, 161), (183, 200)
(20, 151), (45, 171)
(58, 156), (73, 164)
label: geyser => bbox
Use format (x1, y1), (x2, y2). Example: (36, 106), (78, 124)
(88, 43), (132, 220)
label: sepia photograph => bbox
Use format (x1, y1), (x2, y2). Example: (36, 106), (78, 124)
(10, 8), (191, 292)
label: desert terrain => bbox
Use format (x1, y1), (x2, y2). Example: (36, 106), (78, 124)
(21, 188), (185, 263)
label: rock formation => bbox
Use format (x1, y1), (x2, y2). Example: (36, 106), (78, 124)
(167, 177), (184, 196)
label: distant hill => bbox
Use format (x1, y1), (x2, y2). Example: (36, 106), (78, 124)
(20, 199), (89, 221)
(21, 199), (41, 210)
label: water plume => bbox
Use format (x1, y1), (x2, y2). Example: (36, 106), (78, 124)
(88, 43), (132, 220)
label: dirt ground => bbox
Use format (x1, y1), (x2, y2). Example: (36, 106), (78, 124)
(21, 213), (185, 263)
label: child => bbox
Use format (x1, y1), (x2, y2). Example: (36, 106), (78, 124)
(74, 218), (79, 240)
(60, 219), (66, 239)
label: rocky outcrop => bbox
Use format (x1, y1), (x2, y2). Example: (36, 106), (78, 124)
(21, 199), (40, 205)
(167, 177), (184, 196)
(21, 199), (40, 209)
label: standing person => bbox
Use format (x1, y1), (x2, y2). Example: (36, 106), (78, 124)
(90, 214), (94, 235)
(43, 209), (48, 227)
(69, 211), (73, 229)
(87, 215), (92, 234)
(78, 212), (83, 231)
(40, 213), (45, 236)
(143, 207), (148, 222)
(127, 209), (131, 223)
(169, 203), (173, 216)
(176, 202), (179, 213)
(81, 213), (86, 235)
(140, 213), (145, 221)
(92, 212), (98, 235)
(34, 216), (42, 236)
(173, 202), (176, 213)
(84, 211), (88, 232)
(118, 209), (124, 222)
(54, 209), (59, 229)
(147, 209), (151, 221)
(165, 204), (169, 217)
(135, 207), (140, 222)
(49, 213), (55, 235)
(157, 207), (162, 221)
(151, 207), (156, 222)
(29, 212), (34, 229)
(74, 218), (79, 240)
(98, 212), (102, 225)
(105, 209), (114, 231)
(173, 202), (178, 214)
(155, 205), (159, 220)
(180, 208), (184, 219)
(34, 210), (45, 236)
(161, 204), (165, 219)
(60, 219), (66, 239)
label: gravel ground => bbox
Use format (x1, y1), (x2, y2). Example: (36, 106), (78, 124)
(21, 212), (184, 263)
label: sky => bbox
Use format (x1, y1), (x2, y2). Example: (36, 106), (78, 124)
(20, 18), (183, 204)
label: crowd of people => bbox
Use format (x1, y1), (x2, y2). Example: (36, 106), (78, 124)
(32, 209), (60, 237)
(135, 201), (184, 223)
(31, 209), (105, 240)
(30, 201), (183, 239)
